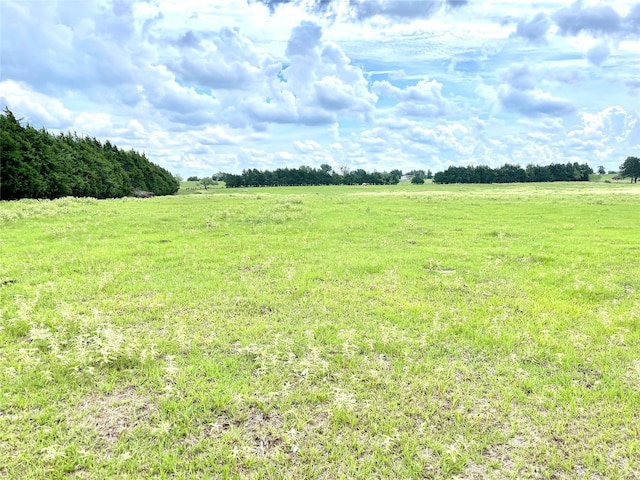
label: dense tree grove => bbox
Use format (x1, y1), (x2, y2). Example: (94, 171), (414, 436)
(0, 108), (179, 200)
(221, 165), (402, 188)
(432, 162), (593, 184)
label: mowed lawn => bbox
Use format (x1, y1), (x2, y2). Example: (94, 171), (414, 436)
(1, 182), (639, 479)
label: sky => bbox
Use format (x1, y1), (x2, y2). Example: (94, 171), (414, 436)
(1, 0), (639, 177)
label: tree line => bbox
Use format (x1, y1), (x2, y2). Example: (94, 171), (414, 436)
(221, 165), (404, 188)
(432, 162), (593, 184)
(0, 108), (179, 200)
(209, 162), (597, 188)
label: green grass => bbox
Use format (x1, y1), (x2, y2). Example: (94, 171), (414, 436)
(1, 182), (639, 478)
(178, 180), (225, 194)
(589, 173), (627, 183)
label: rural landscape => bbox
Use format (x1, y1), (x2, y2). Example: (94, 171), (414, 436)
(1, 173), (639, 478)
(2, 0), (640, 478)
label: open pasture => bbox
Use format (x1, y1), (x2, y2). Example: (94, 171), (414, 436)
(1, 182), (639, 478)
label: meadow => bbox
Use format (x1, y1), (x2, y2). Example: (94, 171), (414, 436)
(1, 182), (639, 479)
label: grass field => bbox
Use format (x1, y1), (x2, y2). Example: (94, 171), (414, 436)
(1, 182), (639, 479)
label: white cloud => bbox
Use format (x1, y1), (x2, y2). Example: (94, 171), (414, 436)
(500, 86), (576, 117)
(1, 0), (638, 176)
(243, 21), (377, 126)
(553, 2), (622, 37)
(373, 78), (453, 117)
(498, 63), (576, 117)
(74, 112), (114, 137)
(570, 106), (640, 145)
(294, 140), (322, 153)
(0, 80), (74, 129)
(586, 42), (611, 66)
(512, 12), (552, 44)
(168, 28), (266, 90)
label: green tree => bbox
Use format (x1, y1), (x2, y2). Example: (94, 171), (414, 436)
(319, 163), (332, 174)
(1, 107), (178, 199)
(199, 177), (217, 189)
(619, 156), (640, 183)
(411, 175), (425, 184)
(597, 165), (606, 175)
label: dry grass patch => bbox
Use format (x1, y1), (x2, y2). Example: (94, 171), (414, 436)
(73, 387), (158, 448)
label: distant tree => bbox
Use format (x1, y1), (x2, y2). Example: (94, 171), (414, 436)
(597, 165), (606, 175)
(495, 163), (527, 183)
(432, 162), (592, 184)
(410, 170), (426, 184)
(319, 163), (332, 174)
(223, 173), (242, 188)
(388, 169), (402, 184)
(199, 177), (217, 189)
(174, 173), (183, 182)
(432, 171), (446, 184)
(619, 156), (640, 183)
(187, 176), (199, 181)
(426, 169), (433, 179)
(526, 164), (551, 182)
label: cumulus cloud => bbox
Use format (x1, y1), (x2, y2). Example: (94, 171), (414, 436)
(552, 1), (640, 39)
(570, 106), (639, 144)
(0, 80), (74, 129)
(499, 86), (575, 117)
(169, 28), (268, 90)
(0, 0), (151, 106)
(142, 66), (221, 125)
(173, 30), (202, 49)
(245, 21), (377, 126)
(1, 0), (638, 176)
(627, 79), (640, 92)
(586, 42), (611, 66)
(249, 0), (469, 21)
(73, 112), (115, 137)
(625, 4), (640, 34)
(551, 69), (586, 85)
(501, 63), (536, 90)
(352, 0), (470, 20)
(286, 21), (323, 56)
(373, 78), (453, 117)
(350, 0), (442, 20)
(294, 140), (322, 153)
(197, 125), (244, 145)
(475, 82), (498, 105)
(498, 63), (575, 117)
(512, 12), (551, 44)
(408, 126), (438, 144)
(553, 2), (622, 36)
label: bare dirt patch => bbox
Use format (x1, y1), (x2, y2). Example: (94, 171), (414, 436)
(197, 408), (286, 456)
(73, 387), (158, 446)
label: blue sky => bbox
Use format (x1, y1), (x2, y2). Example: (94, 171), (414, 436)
(1, 0), (639, 177)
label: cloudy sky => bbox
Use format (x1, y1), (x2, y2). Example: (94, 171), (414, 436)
(1, 0), (639, 177)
